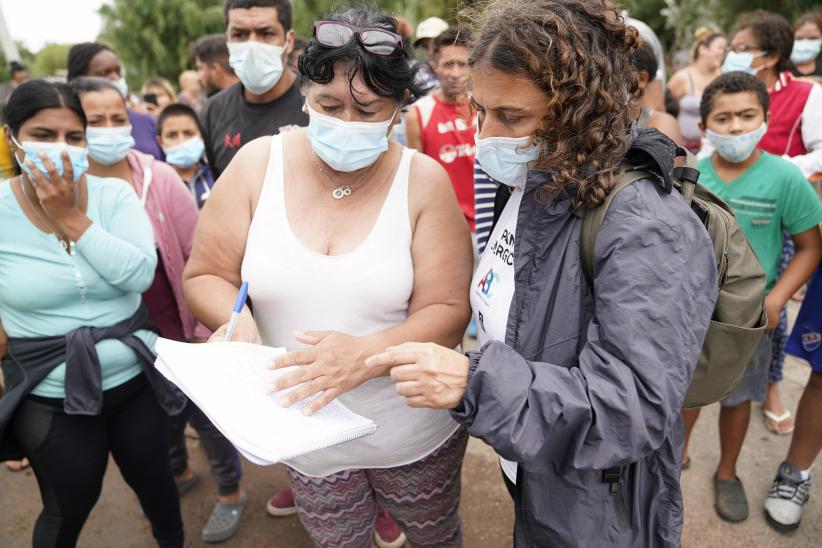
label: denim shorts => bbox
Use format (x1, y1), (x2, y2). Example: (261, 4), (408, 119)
(721, 332), (773, 407)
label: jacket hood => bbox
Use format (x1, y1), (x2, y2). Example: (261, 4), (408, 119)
(623, 127), (678, 193)
(523, 128), (679, 197)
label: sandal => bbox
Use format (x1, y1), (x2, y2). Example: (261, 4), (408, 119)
(5, 458), (29, 472)
(202, 492), (248, 543)
(763, 408), (795, 436)
(714, 475), (749, 522)
(681, 456), (691, 471)
(175, 470), (200, 497)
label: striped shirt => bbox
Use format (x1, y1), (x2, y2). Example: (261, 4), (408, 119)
(474, 159), (499, 254)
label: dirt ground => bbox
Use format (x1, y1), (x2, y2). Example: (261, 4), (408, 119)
(1, 304), (820, 547)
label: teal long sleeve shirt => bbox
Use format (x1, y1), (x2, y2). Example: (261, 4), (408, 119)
(0, 175), (158, 398)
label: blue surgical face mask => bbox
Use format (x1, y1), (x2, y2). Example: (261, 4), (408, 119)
(163, 137), (205, 168)
(706, 122), (767, 163)
(306, 105), (396, 172)
(721, 51), (767, 75)
(474, 128), (541, 187)
(791, 39), (822, 64)
(86, 125), (135, 165)
(12, 136), (89, 182)
(228, 40), (285, 95)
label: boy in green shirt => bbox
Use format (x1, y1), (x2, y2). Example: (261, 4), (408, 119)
(682, 72), (822, 523)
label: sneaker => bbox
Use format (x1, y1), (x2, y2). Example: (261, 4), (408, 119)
(266, 487), (298, 517)
(764, 461), (811, 531)
(374, 509), (407, 548)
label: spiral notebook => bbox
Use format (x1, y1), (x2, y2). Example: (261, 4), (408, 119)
(154, 338), (377, 465)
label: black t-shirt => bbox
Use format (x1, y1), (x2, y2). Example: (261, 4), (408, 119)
(791, 55), (822, 78)
(200, 81), (308, 178)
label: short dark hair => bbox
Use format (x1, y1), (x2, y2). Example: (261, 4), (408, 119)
(699, 71), (770, 124)
(795, 11), (822, 33)
(192, 34), (233, 73)
(733, 10), (795, 73)
(299, 8), (430, 107)
(71, 76), (125, 103)
(631, 41), (658, 83)
(67, 42), (114, 81)
(432, 27), (474, 57)
(9, 61), (27, 75)
(223, 0), (292, 32)
(5, 80), (87, 137)
(157, 103), (204, 136)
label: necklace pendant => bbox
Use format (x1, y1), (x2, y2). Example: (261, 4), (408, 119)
(332, 186), (351, 200)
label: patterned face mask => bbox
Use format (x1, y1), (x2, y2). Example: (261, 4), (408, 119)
(706, 122), (767, 163)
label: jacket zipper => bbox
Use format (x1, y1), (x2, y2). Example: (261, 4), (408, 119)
(603, 467), (628, 533)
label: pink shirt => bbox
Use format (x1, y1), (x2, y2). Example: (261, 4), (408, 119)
(126, 150), (210, 341)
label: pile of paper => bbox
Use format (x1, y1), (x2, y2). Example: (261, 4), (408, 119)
(155, 338), (377, 465)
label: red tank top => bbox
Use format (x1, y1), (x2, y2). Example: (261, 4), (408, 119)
(414, 94), (477, 230)
(759, 72), (811, 158)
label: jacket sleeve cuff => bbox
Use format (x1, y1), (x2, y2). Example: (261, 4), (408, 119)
(450, 350), (483, 424)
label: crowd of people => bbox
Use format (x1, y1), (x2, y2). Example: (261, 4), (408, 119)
(0, 1), (821, 547)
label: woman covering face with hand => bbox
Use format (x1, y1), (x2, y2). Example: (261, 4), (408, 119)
(0, 80), (185, 547)
(369, 1), (718, 546)
(183, 8), (473, 547)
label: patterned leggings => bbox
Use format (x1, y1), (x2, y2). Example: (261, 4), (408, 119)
(287, 427), (468, 548)
(769, 234), (793, 385)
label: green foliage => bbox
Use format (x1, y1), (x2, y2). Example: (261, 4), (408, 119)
(622, 0), (816, 54)
(31, 44), (73, 78)
(292, 0), (463, 38)
(98, 0), (225, 91)
(97, 0), (467, 89)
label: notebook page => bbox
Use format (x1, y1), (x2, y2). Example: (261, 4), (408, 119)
(155, 339), (376, 464)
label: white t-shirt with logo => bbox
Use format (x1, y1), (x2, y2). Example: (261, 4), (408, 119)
(470, 186), (524, 484)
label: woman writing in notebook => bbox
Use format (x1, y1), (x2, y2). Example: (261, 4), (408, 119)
(183, 8), (472, 547)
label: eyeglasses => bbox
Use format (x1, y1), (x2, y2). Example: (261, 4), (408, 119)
(728, 44), (769, 55)
(313, 21), (403, 56)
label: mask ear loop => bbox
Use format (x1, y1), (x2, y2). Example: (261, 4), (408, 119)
(9, 134), (27, 175)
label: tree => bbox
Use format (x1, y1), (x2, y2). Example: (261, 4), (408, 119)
(31, 44), (73, 78)
(98, 0), (225, 91)
(623, 0), (817, 55)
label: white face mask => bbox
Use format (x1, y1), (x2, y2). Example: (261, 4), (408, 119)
(474, 128), (540, 188)
(228, 40), (286, 95)
(306, 105), (396, 172)
(791, 39), (822, 64)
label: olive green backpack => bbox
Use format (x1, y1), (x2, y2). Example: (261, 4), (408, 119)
(580, 154), (768, 409)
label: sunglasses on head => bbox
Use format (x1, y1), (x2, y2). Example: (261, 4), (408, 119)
(313, 21), (403, 56)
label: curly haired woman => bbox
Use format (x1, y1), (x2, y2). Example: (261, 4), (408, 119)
(369, 1), (718, 545)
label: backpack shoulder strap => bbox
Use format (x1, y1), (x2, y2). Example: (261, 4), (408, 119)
(580, 169), (654, 286)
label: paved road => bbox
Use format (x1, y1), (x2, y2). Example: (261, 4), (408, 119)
(2, 306), (819, 547)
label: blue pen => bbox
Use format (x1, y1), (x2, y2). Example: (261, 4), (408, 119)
(224, 282), (249, 342)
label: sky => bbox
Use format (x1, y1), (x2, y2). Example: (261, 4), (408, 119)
(0, 0), (109, 53)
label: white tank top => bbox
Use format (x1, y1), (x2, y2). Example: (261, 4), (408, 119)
(242, 136), (460, 477)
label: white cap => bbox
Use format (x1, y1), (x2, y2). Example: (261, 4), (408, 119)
(414, 17), (449, 46)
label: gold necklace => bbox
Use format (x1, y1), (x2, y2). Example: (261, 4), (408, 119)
(311, 154), (379, 199)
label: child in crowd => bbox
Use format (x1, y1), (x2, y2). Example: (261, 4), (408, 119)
(682, 71), (822, 523)
(763, 265), (822, 531)
(157, 104), (214, 209)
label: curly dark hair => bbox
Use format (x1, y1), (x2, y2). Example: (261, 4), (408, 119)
(733, 10), (795, 74)
(299, 8), (430, 107)
(467, 0), (641, 210)
(699, 72), (769, 125)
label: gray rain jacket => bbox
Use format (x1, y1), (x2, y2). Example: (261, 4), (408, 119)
(451, 132), (718, 547)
